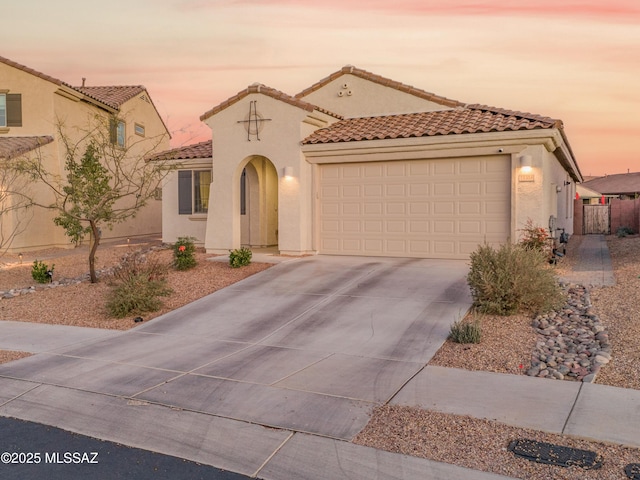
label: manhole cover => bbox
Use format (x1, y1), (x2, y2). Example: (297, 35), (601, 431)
(626, 463), (640, 479)
(508, 439), (602, 469)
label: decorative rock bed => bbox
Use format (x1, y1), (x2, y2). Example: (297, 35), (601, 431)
(528, 283), (611, 383)
(0, 245), (166, 300)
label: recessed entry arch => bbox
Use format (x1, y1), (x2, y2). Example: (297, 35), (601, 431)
(237, 155), (278, 248)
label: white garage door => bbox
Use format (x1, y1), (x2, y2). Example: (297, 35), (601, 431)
(318, 156), (511, 259)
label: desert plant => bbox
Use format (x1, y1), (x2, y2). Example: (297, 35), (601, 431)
(449, 318), (482, 344)
(106, 251), (172, 318)
(173, 237), (197, 271)
(519, 219), (551, 253)
(616, 226), (635, 238)
(106, 275), (172, 318)
(229, 246), (252, 268)
(112, 250), (168, 283)
(467, 242), (564, 315)
(31, 260), (54, 284)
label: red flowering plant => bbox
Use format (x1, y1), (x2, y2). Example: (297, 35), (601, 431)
(173, 237), (197, 270)
(519, 219), (552, 256)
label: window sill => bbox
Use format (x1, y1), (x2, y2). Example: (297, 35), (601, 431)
(0, 127), (10, 134)
(188, 215), (208, 221)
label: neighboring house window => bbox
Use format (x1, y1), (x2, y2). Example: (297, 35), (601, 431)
(109, 118), (126, 147)
(178, 170), (211, 215)
(134, 123), (145, 137)
(0, 93), (22, 127)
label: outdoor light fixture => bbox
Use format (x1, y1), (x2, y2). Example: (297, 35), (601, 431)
(283, 166), (294, 178)
(520, 155), (533, 173)
(18, 253), (23, 264)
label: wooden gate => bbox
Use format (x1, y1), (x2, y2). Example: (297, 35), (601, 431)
(583, 204), (610, 234)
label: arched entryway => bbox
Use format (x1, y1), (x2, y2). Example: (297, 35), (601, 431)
(239, 155), (278, 248)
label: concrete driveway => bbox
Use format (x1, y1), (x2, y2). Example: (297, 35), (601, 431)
(0, 255), (472, 477)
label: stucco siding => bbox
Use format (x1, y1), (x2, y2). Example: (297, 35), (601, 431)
(300, 74), (454, 119)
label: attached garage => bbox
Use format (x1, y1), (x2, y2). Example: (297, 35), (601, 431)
(317, 156), (511, 259)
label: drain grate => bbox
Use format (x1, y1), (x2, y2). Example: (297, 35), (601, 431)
(626, 463), (640, 479)
(508, 439), (602, 470)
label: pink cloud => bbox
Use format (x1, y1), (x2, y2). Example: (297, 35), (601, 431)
(185, 0), (640, 22)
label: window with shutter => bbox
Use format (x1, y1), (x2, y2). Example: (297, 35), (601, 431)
(178, 170), (211, 215)
(109, 117), (125, 147)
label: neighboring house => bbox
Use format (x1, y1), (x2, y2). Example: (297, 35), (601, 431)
(576, 184), (604, 205)
(0, 55), (170, 252)
(156, 66), (582, 259)
(581, 172), (640, 201)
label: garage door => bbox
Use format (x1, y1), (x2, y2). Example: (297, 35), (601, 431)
(318, 156), (511, 259)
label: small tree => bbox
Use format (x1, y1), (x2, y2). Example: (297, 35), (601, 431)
(15, 116), (174, 283)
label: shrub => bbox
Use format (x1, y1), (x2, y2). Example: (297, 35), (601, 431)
(519, 219), (551, 254)
(106, 275), (172, 318)
(173, 237), (197, 270)
(31, 260), (54, 284)
(467, 242), (564, 315)
(616, 226), (635, 238)
(229, 247), (252, 268)
(449, 318), (482, 344)
(106, 251), (172, 318)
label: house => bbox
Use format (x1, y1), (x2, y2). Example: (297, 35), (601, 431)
(581, 171), (640, 201)
(576, 184), (605, 204)
(0, 55), (171, 252)
(156, 66), (582, 259)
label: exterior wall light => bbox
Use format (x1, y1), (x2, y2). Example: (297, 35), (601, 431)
(520, 155), (533, 173)
(283, 166), (294, 178)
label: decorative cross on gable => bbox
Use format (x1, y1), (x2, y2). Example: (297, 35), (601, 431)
(237, 100), (272, 141)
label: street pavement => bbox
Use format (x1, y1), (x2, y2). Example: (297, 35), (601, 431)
(0, 416), (249, 480)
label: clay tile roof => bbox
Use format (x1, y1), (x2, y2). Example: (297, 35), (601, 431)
(147, 140), (212, 162)
(200, 84), (343, 122)
(302, 106), (557, 145)
(295, 65), (465, 109)
(74, 85), (146, 109)
(0, 136), (54, 160)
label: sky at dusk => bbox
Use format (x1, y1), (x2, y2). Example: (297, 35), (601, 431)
(3, 0), (640, 177)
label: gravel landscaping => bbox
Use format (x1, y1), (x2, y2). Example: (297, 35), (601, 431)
(361, 234), (640, 479)
(354, 406), (640, 480)
(1, 234), (639, 479)
(0, 237), (271, 335)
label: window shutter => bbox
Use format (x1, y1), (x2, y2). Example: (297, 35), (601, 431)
(6, 94), (22, 127)
(178, 171), (193, 215)
(109, 118), (117, 144)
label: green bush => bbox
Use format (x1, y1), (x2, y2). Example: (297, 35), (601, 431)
(173, 237), (197, 270)
(229, 247), (252, 268)
(616, 226), (635, 237)
(449, 318), (482, 344)
(106, 252), (172, 318)
(31, 260), (54, 284)
(106, 274), (172, 318)
(467, 243), (564, 315)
